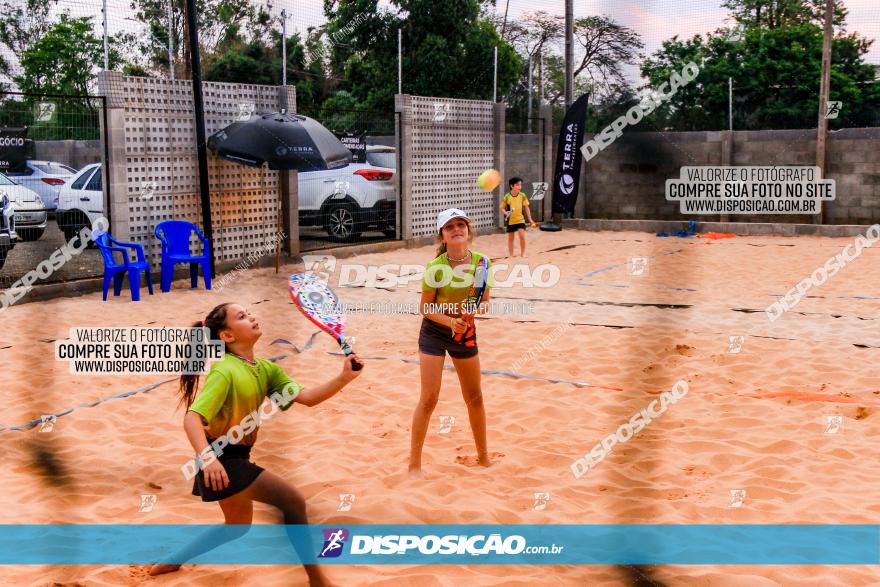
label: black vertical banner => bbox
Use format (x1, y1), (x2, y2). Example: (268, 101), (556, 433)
(551, 94), (589, 215)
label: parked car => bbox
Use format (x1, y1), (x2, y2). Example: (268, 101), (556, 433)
(5, 160), (76, 211)
(55, 159), (399, 244)
(55, 163), (102, 243)
(299, 159), (397, 242)
(0, 193), (16, 272)
(365, 145), (396, 169)
(0, 172), (48, 241)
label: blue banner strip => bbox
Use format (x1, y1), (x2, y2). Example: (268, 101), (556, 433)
(0, 525), (876, 565)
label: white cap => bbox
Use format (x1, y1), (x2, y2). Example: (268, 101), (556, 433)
(437, 208), (470, 231)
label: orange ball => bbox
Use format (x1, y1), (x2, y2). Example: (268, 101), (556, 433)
(477, 168), (501, 192)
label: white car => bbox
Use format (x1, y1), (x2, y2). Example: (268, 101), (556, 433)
(365, 145), (396, 169)
(299, 156), (397, 242)
(0, 193), (15, 271)
(5, 160), (76, 211)
(55, 159), (398, 244)
(0, 172), (48, 241)
(55, 163), (103, 242)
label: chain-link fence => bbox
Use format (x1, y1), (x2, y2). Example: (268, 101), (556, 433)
(0, 91), (106, 289)
(295, 106), (399, 251)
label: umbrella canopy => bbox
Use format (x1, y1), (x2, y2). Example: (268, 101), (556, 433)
(207, 112), (352, 171)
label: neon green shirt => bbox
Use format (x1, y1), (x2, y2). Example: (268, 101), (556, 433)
(188, 354), (302, 445)
(422, 250), (493, 308)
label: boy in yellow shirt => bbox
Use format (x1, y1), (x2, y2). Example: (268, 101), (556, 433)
(501, 177), (536, 257)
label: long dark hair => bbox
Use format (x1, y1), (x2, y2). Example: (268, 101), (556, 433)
(179, 302), (232, 410)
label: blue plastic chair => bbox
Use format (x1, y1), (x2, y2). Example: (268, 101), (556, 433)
(94, 231), (154, 302)
(154, 220), (212, 292)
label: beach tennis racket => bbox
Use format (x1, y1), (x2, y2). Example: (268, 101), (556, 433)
(453, 255), (490, 345)
(288, 273), (362, 370)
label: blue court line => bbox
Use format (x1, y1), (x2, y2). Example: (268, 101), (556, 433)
(572, 250), (878, 300)
(573, 249), (686, 281)
(0, 332), (328, 435)
(270, 339), (595, 388)
(569, 281), (699, 292)
(2, 328), (591, 435)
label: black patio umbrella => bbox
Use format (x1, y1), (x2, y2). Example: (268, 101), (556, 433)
(207, 111), (352, 171)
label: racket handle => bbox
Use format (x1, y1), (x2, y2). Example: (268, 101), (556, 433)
(340, 338), (363, 371)
(453, 315), (474, 341)
(344, 350), (363, 371)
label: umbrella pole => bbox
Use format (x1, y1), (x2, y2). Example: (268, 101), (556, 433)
(275, 168), (282, 274)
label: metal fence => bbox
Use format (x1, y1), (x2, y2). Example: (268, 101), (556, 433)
(0, 92), (106, 290)
(295, 106), (399, 251)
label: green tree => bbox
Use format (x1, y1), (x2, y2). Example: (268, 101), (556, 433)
(721, 0), (847, 29)
(641, 23), (879, 131)
(15, 15), (121, 97)
(0, 0), (58, 87)
(200, 28), (333, 111)
(500, 12), (642, 128)
(13, 15), (122, 139)
(320, 0), (521, 111)
(127, 0), (274, 78)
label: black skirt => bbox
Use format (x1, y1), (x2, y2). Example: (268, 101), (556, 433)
(191, 441), (265, 502)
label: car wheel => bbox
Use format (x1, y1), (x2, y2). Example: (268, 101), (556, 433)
(325, 205), (361, 242)
(382, 228), (396, 238)
(17, 227), (45, 242)
(60, 213), (93, 248)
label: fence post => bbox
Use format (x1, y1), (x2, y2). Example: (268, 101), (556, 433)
(720, 130), (733, 224)
(493, 102), (506, 229)
(539, 103), (553, 224)
(278, 85), (299, 257)
(395, 94), (413, 240)
(97, 70), (128, 240)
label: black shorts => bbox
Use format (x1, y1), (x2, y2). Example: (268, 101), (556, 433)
(507, 223), (527, 233)
(418, 318), (478, 359)
(191, 441), (264, 502)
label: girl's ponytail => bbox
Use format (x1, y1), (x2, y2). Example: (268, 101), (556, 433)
(178, 303), (231, 410)
(178, 321), (204, 409)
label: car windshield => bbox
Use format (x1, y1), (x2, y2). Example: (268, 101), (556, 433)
(366, 152), (396, 168)
(35, 163), (75, 174)
(0, 173), (16, 186)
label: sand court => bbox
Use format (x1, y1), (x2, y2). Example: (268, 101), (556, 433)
(2, 228), (879, 586)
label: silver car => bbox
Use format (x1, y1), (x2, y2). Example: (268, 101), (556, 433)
(5, 160), (76, 211)
(0, 193), (15, 271)
(0, 172), (47, 241)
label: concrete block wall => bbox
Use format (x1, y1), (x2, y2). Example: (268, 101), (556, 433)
(504, 133), (546, 222)
(395, 94), (500, 239)
(576, 127), (880, 225)
(97, 71), (297, 265)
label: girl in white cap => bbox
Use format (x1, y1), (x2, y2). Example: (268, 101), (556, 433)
(409, 208), (493, 477)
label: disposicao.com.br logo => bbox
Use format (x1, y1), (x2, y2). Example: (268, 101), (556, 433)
(303, 254), (561, 289)
(319, 528), (563, 559)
